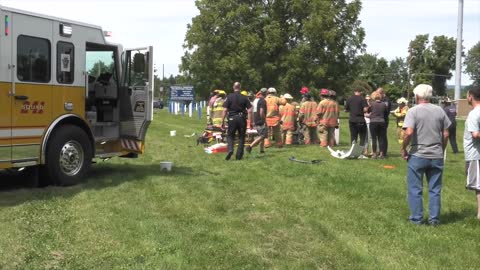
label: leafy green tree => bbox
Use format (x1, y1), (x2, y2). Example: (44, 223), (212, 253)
(386, 57), (408, 100)
(348, 79), (372, 95)
(355, 53), (381, 88)
(408, 34), (431, 86)
(465, 42), (480, 83)
(429, 35), (456, 95)
(408, 34), (456, 96)
(353, 54), (407, 100)
(181, 0), (365, 99)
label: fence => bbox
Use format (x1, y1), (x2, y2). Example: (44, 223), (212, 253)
(168, 101), (207, 120)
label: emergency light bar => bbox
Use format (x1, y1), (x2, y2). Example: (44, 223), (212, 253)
(60, 23), (72, 37)
(5, 15), (9, 36)
(103, 31), (112, 37)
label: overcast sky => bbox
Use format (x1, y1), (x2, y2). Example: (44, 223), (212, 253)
(2, 0), (479, 84)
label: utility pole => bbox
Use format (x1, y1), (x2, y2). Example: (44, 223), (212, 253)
(454, 0), (464, 100)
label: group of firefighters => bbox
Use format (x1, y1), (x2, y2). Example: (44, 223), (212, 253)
(206, 86), (341, 151)
(205, 85), (415, 157)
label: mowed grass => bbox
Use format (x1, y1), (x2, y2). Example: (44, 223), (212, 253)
(1, 108), (479, 269)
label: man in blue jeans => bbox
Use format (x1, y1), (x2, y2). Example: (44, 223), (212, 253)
(401, 84), (451, 225)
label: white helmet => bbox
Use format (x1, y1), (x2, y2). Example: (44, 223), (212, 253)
(267, 87), (277, 94)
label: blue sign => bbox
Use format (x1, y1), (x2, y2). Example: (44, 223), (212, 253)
(170, 86), (195, 101)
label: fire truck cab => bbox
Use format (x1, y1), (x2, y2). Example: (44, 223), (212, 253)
(0, 6), (154, 186)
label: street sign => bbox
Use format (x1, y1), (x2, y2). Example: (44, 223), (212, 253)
(170, 85), (195, 101)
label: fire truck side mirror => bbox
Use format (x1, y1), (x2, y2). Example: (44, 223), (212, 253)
(133, 53), (146, 73)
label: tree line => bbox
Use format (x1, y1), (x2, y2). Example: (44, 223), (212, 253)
(161, 0), (480, 101)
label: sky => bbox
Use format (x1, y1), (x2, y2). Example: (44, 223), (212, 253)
(1, 0), (479, 84)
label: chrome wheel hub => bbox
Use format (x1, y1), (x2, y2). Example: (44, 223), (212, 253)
(59, 140), (84, 176)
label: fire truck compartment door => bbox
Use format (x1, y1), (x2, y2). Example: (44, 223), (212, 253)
(119, 46), (153, 144)
(10, 12), (53, 162)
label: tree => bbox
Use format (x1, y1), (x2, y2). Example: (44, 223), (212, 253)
(355, 53), (385, 89)
(348, 79), (372, 95)
(353, 54), (407, 100)
(386, 57), (408, 100)
(408, 34), (456, 96)
(465, 42), (480, 83)
(181, 0), (365, 99)
(429, 35), (456, 95)
(408, 34), (432, 86)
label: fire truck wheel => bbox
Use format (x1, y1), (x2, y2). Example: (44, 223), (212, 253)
(45, 125), (92, 186)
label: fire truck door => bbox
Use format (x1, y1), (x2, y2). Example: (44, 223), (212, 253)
(11, 13), (53, 161)
(119, 47), (153, 151)
(0, 12), (12, 163)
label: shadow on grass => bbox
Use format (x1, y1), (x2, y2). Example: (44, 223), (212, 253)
(441, 208), (475, 224)
(0, 163), (195, 206)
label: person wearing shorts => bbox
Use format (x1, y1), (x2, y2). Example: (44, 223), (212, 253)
(463, 86), (480, 220)
(246, 89), (268, 154)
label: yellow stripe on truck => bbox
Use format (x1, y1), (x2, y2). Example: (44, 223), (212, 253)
(1, 83), (87, 162)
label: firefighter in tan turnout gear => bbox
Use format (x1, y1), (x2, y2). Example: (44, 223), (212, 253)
(298, 93), (318, 144)
(211, 91), (226, 127)
(280, 93), (296, 145)
(317, 89), (339, 147)
(264, 88), (286, 148)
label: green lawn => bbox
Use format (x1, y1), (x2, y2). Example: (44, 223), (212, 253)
(0, 109), (479, 269)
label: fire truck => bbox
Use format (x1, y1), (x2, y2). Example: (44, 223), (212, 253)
(0, 6), (154, 186)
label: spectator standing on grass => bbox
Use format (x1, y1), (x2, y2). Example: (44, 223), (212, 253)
(443, 98), (459, 154)
(246, 89), (268, 154)
(222, 82), (252, 160)
(377, 88), (392, 156)
(369, 91), (388, 159)
(345, 89), (369, 149)
(401, 84), (451, 225)
(463, 86), (480, 220)
(364, 94), (373, 156)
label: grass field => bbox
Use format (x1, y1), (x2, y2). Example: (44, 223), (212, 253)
(1, 109), (479, 269)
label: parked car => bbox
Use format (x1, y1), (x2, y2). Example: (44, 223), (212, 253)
(153, 100), (164, 109)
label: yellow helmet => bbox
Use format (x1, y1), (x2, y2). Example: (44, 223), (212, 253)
(241, 90), (248, 96)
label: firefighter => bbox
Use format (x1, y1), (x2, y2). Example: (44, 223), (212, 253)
(317, 89), (339, 147)
(280, 93), (296, 145)
(298, 93), (318, 144)
(300, 86), (310, 104)
(211, 90), (226, 127)
(207, 90), (220, 125)
(264, 87), (286, 148)
(392, 97), (409, 144)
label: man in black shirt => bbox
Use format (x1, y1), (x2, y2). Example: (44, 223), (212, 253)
(222, 82), (252, 160)
(345, 89), (369, 147)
